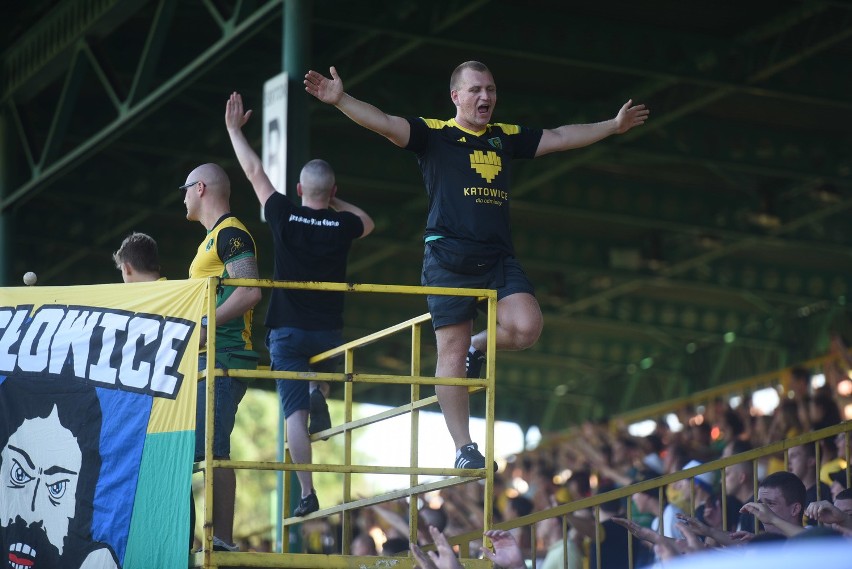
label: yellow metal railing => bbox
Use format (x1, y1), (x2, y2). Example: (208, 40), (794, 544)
(192, 276), (851, 568)
(437, 422), (852, 569)
(192, 277), (498, 569)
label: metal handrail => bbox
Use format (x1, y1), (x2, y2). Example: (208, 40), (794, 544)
(196, 277), (498, 568)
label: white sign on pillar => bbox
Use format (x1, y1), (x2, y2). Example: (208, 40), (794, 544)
(263, 72), (288, 215)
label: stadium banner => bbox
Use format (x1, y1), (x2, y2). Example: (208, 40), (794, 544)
(0, 279), (207, 569)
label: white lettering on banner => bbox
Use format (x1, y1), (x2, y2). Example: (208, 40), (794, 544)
(120, 315), (162, 390)
(48, 309), (102, 376)
(0, 305), (194, 399)
(0, 307), (30, 370)
(89, 312), (130, 386)
(17, 307), (65, 372)
(151, 320), (192, 395)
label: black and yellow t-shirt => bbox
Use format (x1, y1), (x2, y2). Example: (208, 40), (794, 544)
(405, 117), (542, 255)
(189, 214), (258, 357)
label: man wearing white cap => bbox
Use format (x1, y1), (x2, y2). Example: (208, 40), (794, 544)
(658, 460), (717, 539)
(683, 459), (717, 508)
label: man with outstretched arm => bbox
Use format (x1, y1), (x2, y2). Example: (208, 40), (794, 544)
(225, 91), (373, 517)
(305, 61), (648, 470)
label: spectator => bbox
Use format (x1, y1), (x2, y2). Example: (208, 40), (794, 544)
(671, 473), (810, 546)
(695, 492), (742, 535)
(687, 422), (716, 462)
(809, 388), (842, 431)
(112, 232), (162, 282)
(642, 433), (666, 475)
(834, 487), (852, 516)
(820, 432), (848, 486)
(630, 471), (668, 543)
(740, 471), (806, 537)
(530, 461), (560, 511)
(678, 460), (717, 514)
(662, 442), (690, 475)
(504, 495), (534, 556)
(789, 366), (812, 400)
(305, 61), (648, 471)
(565, 484), (653, 569)
(577, 435), (636, 488)
(566, 470), (592, 501)
(537, 514), (582, 569)
(788, 443), (832, 518)
(767, 400), (804, 444)
(787, 366), (813, 439)
(658, 460), (716, 540)
(351, 533), (378, 556)
(829, 469), (848, 501)
(225, 92), (374, 516)
(765, 401), (804, 475)
(181, 162), (262, 552)
(719, 407), (747, 448)
(722, 441), (756, 532)
(420, 505), (449, 534)
(381, 537), (410, 556)
(803, 488), (852, 533)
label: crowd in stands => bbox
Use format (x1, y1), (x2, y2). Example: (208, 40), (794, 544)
(234, 338), (852, 566)
(303, 336), (852, 567)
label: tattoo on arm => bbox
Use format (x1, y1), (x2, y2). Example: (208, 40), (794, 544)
(226, 255), (259, 279)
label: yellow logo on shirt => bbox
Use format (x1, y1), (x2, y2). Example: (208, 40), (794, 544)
(228, 237), (245, 255)
(470, 150), (501, 183)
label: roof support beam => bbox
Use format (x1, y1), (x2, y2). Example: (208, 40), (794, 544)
(1, 0), (282, 213)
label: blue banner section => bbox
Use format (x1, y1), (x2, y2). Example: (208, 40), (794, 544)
(92, 388), (152, 563)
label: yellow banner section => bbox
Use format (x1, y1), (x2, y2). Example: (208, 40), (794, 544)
(0, 278), (207, 433)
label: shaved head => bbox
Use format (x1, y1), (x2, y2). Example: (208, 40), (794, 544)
(299, 159), (336, 199)
(183, 162), (232, 227)
(188, 163), (231, 199)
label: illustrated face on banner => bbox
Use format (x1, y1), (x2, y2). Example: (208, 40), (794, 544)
(0, 406), (82, 559)
(0, 376), (117, 569)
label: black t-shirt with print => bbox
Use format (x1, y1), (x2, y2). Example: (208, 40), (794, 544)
(405, 117), (541, 256)
(264, 192), (363, 330)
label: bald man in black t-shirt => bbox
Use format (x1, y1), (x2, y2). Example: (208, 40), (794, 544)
(226, 92), (373, 516)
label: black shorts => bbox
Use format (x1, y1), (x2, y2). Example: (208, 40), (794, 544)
(421, 243), (535, 329)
